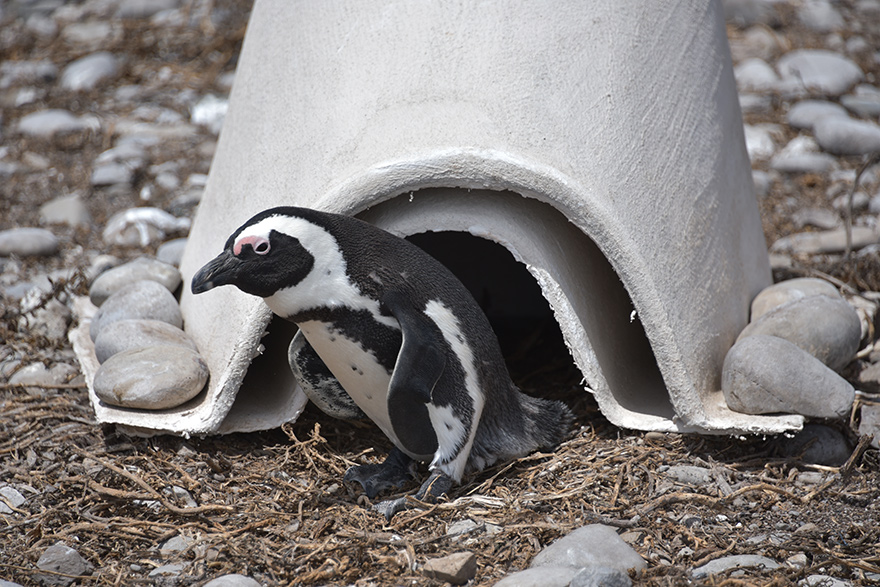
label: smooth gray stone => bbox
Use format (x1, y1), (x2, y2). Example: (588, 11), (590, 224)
(0, 579), (25, 587)
(692, 554), (779, 579)
(530, 525), (646, 572)
(20, 298), (72, 343)
(61, 21), (114, 46)
(8, 362), (78, 389)
(841, 94), (880, 118)
(750, 278), (840, 321)
(739, 93), (773, 114)
(89, 280), (183, 341)
(786, 100), (848, 130)
(422, 552), (477, 585)
(791, 207), (841, 230)
(571, 566), (632, 587)
(729, 26), (784, 62)
(798, 0), (844, 32)
(0, 60), (57, 88)
(39, 193), (91, 227)
(0, 486), (27, 514)
(60, 51), (119, 91)
(743, 124), (777, 160)
(770, 152), (837, 173)
(94, 319), (197, 363)
(202, 575), (261, 587)
(90, 162), (133, 186)
(494, 566), (577, 587)
(723, 335), (855, 418)
(0, 227), (59, 257)
(148, 563), (186, 578)
(858, 404), (880, 448)
(156, 238), (188, 267)
(814, 116), (880, 156)
(36, 542), (93, 586)
(738, 295), (861, 372)
(93, 346), (208, 410)
(800, 575), (852, 587)
(778, 424), (851, 466)
(722, 0), (780, 27)
(116, 0), (180, 18)
(777, 50), (864, 96)
(16, 109), (94, 137)
(734, 58), (779, 92)
(664, 465), (713, 486)
(89, 257), (181, 307)
(102, 207), (191, 247)
(751, 170), (772, 199)
(769, 226), (879, 255)
(191, 94), (228, 134)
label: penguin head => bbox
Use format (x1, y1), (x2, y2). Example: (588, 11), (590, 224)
(191, 207), (321, 299)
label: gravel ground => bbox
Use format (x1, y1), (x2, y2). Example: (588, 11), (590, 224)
(2, 1), (880, 586)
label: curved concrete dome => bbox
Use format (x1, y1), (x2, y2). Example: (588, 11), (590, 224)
(83, 0), (804, 435)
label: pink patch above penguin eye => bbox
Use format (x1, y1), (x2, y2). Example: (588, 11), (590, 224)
(233, 235), (271, 256)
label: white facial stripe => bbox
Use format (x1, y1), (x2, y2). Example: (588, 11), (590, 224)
(242, 214), (398, 329)
(423, 300), (484, 481)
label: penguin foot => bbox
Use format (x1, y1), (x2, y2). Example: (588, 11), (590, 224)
(372, 470), (454, 521)
(344, 447), (416, 499)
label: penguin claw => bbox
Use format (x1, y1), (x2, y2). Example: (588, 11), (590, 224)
(343, 447), (416, 499)
(372, 471), (455, 521)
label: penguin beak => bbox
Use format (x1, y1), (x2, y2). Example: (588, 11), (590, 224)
(191, 250), (242, 294)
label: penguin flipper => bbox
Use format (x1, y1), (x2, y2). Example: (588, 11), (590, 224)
(381, 289), (445, 458)
(288, 330), (368, 421)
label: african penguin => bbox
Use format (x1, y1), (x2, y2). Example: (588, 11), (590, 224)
(191, 206), (573, 518)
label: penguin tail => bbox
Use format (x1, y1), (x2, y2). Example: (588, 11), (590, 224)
(518, 393), (575, 450)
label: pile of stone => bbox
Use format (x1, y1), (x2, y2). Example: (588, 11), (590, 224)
(87, 256), (209, 411)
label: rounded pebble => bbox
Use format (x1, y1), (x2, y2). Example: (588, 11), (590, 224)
(571, 566), (632, 587)
(89, 280), (183, 341)
(0, 227), (59, 257)
(89, 256), (181, 307)
(737, 295), (861, 372)
(36, 542), (93, 587)
(776, 49), (863, 96)
(750, 277), (840, 321)
(39, 194), (91, 227)
(692, 554), (779, 580)
(93, 346), (208, 410)
(785, 100), (848, 130)
(813, 116), (880, 156)
(60, 51), (119, 91)
(722, 335), (855, 418)
(530, 524), (646, 572)
(16, 109), (94, 137)
(777, 424), (851, 466)
(94, 319), (198, 363)
(156, 237), (188, 267)
(202, 575), (262, 587)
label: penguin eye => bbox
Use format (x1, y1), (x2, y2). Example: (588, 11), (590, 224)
(254, 241), (270, 255)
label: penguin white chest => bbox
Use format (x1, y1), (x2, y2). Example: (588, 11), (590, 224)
(297, 320), (400, 444)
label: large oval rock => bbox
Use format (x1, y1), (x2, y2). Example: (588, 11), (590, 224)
(750, 277), (840, 321)
(89, 257), (181, 307)
(737, 295), (860, 372)
(0, 227), (59, 257)
(722, 335), (854, 418)
(530, 525), (646, 573)
(93, 346), (208, 410)
(93, 319), (198, 363)
(89, 280), (182, 341)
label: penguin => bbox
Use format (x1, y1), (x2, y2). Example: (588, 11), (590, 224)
(191, 206), (573, 518)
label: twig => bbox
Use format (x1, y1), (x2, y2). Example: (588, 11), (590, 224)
(73, 448), (233, 515)
(840, 434), (873, 478)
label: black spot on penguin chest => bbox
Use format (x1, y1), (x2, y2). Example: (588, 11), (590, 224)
(289, 306), (402, 373)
